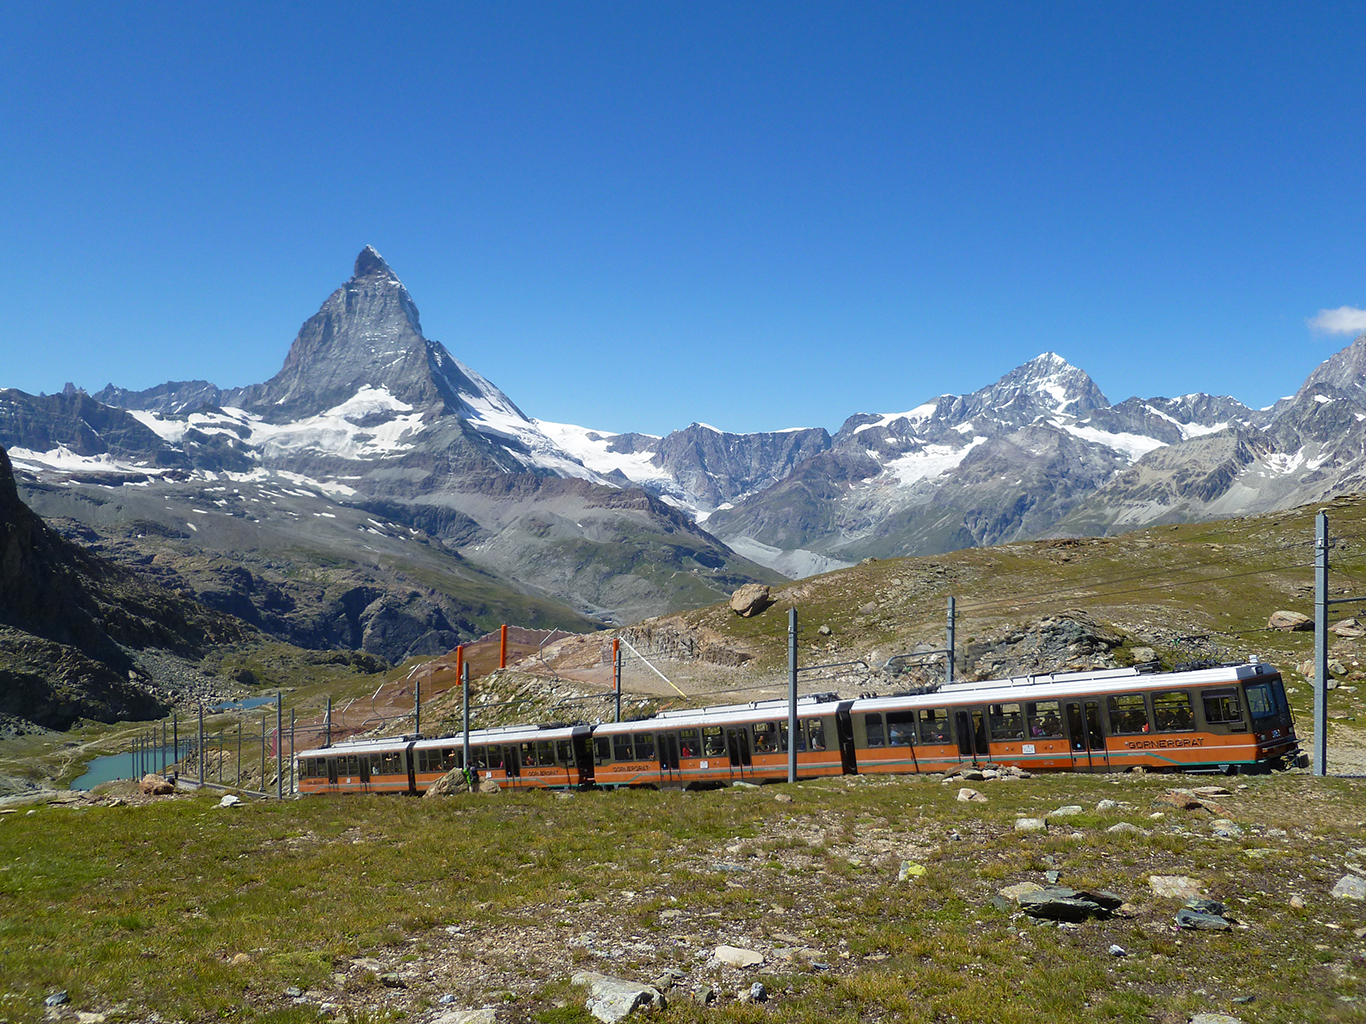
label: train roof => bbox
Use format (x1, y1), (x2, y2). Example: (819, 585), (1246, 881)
(852, 660), (1279, 712)
(296, 721), (588, 759)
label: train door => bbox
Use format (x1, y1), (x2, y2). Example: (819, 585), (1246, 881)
(327, 757), (338, 786)
(659, 733), (681, 786)
(725, 727), (752, 779)
(1065, 700), (1108, 771)
(573, 733), (595, 787)
(502, 745), (521, 782)
(835, 703), (858, 774)
(359, 754), (371, 792)
(954, 709), (986, 764)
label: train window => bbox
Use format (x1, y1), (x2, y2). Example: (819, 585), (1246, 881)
(703, 727), (725, 756)
(347, 755), (362, 776)
(865, 713), (885, 748)
(471, 746), (487, 769)
(1106, 693), (1150, 735)
(521, 742), (538, 766)
(887, 711), (915, 746)
(679, 728), (700, 757)
(383, 751), (403, 774)
(919, 709), (951, 744)
(1151, 691), (1194, 731)
(536, 741), (555, 765)
(443, 748), (459, 771)
(633, 733), (656, 759)
(613, 734), (634, 761)
(1202, 689), (1244, 726)
(753, 722), (778, 753)
(593, 737), (611, 765)
(555, 740), (572, 763)
(1026, 700), (1063, 737)
(988, 703), (1025, 740)
(370, 754), (383, 776)
(807, 720), (827, 751)
(1245, 682), (1278, 721)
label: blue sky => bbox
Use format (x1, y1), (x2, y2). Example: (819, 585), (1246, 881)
(3, 3), (1364, 436)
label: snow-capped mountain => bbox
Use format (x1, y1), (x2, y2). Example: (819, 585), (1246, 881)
(6, 243), (1366, 637)
(2, 249), (779, 633)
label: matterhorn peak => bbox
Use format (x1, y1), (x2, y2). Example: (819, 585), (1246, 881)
(354, 245), (395, 281)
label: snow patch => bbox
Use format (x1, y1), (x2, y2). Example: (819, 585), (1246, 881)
(883, 437), (988, 486)
(1053, 421), (1167, 463)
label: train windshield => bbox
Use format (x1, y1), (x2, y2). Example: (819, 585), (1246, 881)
(1245, 680), (1281, 721)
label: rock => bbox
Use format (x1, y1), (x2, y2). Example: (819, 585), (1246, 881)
(1332, 618), (1366, 637)
(478, 779), (501, 795)
(1211, 820), (1242, 838)
(898, 861), (926, 881)
(1017, 887), (1115, 922)
(729, 584), (772, 618)
(571, 971), (666, 1023)
(284, 986), (304, 998)
(960, 769), (986, 782)
(748, 983), (768, 1003)
(1108, 944), (1127, 957)
(1176, 900), (1232, 930)
(1015, 817), (1047, 833)
(1150, 875), (1202, 899)
(998, 882), (1044, 903)
(424, 767), (472, 797)
(857, 601), (879, 616)
(1095, 799), (1118, 812)
(139, 773), (175, 795)
(1289, 895), (1305, 909)
(1048, 805), (1083, 817)
(44, 991), (69, 1008)
(218, 794), (242, 808)
(774, 793), (793, 804)
(379, 973), (406, 988)
(691, 985), (716, 1006)
(1106, 821), (1147, 835)
(1331, 874), (1366, 900)
(713, 945), (764, 968)
(429, 1010), (497, 1024)
(1130, 647), (1156, 663)
(1190, 1015), (1245, 1024)
(817, 624), (832, 636)
(1268, 610), (1312, 631)
(957, 787), (987, 803)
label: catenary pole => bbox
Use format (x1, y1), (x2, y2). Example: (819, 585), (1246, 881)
(613, 639), (622, 723)
(462, 662), (471, 775)
(946, 596), (956, 686)
(788, 607), (798, 784)
(1314, 510), (1329, 777)
(276, 693), (284, 800)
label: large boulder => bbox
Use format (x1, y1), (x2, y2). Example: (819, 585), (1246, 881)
(423, 767), (471, 798)
(1268, 610), (1312, 631)
(571, 971), (665, 1023)
(139, 773), (175, 796)
(729, 584), (772, 617)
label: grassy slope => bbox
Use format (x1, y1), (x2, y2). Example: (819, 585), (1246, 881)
(3, 772), (1363, 1024)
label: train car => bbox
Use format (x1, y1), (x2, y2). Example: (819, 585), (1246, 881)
(589, 693), (849, 788)
(297, 722), (595, 795)
(297, 660), (1303, 795)
(846, 660), (1303, 775)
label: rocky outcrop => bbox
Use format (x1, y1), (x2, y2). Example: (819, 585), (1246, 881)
(0, 444), (252, 728)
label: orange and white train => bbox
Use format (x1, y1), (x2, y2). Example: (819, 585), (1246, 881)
(296, 659), (1306, 795)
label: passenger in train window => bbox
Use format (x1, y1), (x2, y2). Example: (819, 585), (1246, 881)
(808, 721), (826, 750)
(918, 711), (949, 744)
(703, 728), (725, 756)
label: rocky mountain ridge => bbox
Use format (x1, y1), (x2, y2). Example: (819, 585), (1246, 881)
(7, 246), (1366, 616)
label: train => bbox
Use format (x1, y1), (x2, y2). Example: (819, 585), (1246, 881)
(295, 659), (1307, 795)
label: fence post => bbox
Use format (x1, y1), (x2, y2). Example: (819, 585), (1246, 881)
(500, 624), (508, 668)
(277, 694), (284, 800)
(197, 706), (204, 785)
